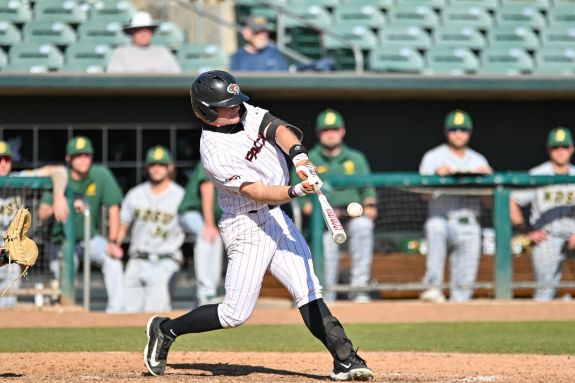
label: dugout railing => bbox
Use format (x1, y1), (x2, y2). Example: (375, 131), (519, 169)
(310, 172), (575, 300)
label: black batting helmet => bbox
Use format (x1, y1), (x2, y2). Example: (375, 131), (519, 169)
(190, 70), (249, 123)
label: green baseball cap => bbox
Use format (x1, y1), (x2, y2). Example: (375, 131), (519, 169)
(445, 109), (473, 130)
(66, 136), (94, 156)
(145, 145), (172, 165)
(0, 141), (12, 157)
(547, 127), (573, 147)
(316, 109), (345, 131)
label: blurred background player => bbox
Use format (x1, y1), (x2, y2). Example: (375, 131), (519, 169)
(107, 11), (181, 73)
(230, 15), (288, 72)
(115, 146), (184, 312)
(418, 110), (492, 302)
(510, 127), (575, 301)
(297, 109), (377, 303)
(0, 141), (69, 308)
(179, 162), (223, 306)
(38, 136), (124, 313)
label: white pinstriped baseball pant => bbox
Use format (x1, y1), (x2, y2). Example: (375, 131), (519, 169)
(217, 205), (323, 328)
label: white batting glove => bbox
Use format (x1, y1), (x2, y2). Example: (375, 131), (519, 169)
(288, 181), (316, 198)
(293, 153), (323, 191)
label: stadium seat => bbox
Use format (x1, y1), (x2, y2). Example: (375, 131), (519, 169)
(0, 47), (7, 70)
(63, 42), (111, 73)
(396, 0), (446, 9)
(552, 0), (575, 5)
(368, 46), (425, 72)
(89, 0), (136, 23)
(495, 5), (546, 29)
(288, 0), (339, 7)
(23, 20), (77, 45)
(34, 0), (88, 23)
(6, 43), (64, 72)
(542, 26), (575, 49)
(433, 26), (486, 49)
(424, 47), (479, 74)
(340, 0), (394, 9)
(388, 5), (439, 28)
(487, 26), (540, 50)
(442, 6), (493, 29)
(151, 21), (186, 51)
(283, 4), (332, 29)
(479, 47), (534, 74)
(378, 26), (432, 49)
(77, 20), (129, 46)
(534, 48), (575, 75)
(500, 0), (550, 8)
(332, 4), (387, 29)
(547, 6), (575, 26)
(0, 0), (32, 23)
(0, 21), (21, 47)
(177, 43), (229, 73)
(448, 0), (497, 10)
(323, 24), (378, 50)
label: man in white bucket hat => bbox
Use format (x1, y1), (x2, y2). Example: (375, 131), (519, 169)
(107, 11), (181, 73)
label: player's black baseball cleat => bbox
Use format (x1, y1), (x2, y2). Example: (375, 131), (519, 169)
(144, 315), (175, 376)
(330, 350), (374, 381)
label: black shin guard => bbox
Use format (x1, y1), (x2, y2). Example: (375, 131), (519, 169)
(161, 304), (223, 336)
(299, 299), (354, 361)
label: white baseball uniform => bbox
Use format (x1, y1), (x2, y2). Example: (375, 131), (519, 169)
(200, 103), (322, 328)
(419, 144), (490, 301)
(511, 161), (575, 300)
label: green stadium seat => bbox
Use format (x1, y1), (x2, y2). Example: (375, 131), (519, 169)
(479, 47), (534, 74)
(89, 0), (136, 23)
(78, 20), (129, 46)
(396, 0), (446, 9)
(151, 21), (185, 51)
(0, 0), (32, 23)
(388, 5), (439, 28)
(534, 48), (575, 75)
(0, 47), (7, 69)
(552, 0), (575, 5)
(442, 6), (493, 29)
(0, 21), (21, 46)
(448, 0), (498, 10)
(542, 26), (575, 49)
(547, 6), (575, 26)
(424, 47), (479, 74)
(495, 5), (546, 29)
(177, 43), (229, 73)
(236, 0), (287, 5)
(323, 25), (378, 50)
(23, 20), (77, 45)
(340, 0), (394, 10)
(6, 43), (64, 72)
(333, 4), (387, 28)
(368, 46), (424, 72)
(283, 5), (332, 29)
(433, 26), (486, 49)
(500, 0), (550, 9)
(378, 26), (432, 49)
(488, 26), (539, 50)
(34, 0), (87, 23)
(63, 42), (111, 73)
(288, 0), (339, 7)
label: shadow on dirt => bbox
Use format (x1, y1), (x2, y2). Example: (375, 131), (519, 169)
(168, 362), (328, 380)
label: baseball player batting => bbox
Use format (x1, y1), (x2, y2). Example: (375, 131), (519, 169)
(144, 70), (374, 381)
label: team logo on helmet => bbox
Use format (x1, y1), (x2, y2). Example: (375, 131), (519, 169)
(227, 83), (240, 95)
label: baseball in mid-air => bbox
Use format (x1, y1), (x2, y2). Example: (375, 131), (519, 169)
(347, 202), (363, 217)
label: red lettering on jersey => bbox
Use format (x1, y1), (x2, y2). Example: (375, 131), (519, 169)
(245, 134), (266, 162)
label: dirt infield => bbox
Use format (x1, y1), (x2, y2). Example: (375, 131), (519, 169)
(2, 300), (575, 382)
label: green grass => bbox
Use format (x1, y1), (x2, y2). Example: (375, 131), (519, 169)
(1, 321), (574, 354)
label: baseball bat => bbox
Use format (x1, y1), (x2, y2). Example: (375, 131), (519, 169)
(317, 192), (347, 244)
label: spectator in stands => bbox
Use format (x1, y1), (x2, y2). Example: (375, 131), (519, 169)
(0, 140), (69, 308)
(230, 15), (289, 72)
(107, 11), (181, 74)
(179, 163), (224, 307)
(114, 146), (184, 312)
(419, 109), (492, 303)
(38, 136), (125, 313)
(295, 109), (377, 303)
(510, 127), (575, 301)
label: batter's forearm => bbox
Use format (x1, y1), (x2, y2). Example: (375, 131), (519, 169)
(273, 125), (302, 155)
(240, 182), (293, 205)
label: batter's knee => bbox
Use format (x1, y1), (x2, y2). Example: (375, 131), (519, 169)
(217, 302), (252, 328)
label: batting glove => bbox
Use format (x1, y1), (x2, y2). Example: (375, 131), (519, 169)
(293, 153), (323, 191)
(288, 181), (316, 198)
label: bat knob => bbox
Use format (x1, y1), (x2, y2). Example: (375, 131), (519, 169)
(334, 233), (347, 244)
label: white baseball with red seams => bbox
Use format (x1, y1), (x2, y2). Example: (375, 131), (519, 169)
(346, 202), (363, 217)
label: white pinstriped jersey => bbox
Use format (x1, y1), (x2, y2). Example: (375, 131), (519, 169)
(200, 103), (290, 215)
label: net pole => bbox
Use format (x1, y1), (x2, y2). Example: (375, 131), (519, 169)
(494, 186), (512, 299)
(310, 195), (325, 286)
(83, 204), (91, 311)
(61, 188), (76, 305)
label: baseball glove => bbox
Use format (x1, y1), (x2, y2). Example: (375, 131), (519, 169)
(3, 208), (38, 268)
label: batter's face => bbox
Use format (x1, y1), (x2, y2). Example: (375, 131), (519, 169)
(445, 128), (471, 149)
(213, 104), (242, 127)
(548, 145), (574, 166)
(147, 163), (172, 182)
(68, 153), (93, 176)
(130, 27), (154, 47)
(318, 127), (346, 150)
(0, 156), (12, 176)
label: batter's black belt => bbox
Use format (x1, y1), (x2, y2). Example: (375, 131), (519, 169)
(132, 251), (175, 261)
(248, 204), (277, 213)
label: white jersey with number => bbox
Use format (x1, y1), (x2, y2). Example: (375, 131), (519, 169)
(511, 161), (575, 232)
(200, 103), (290, 215)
